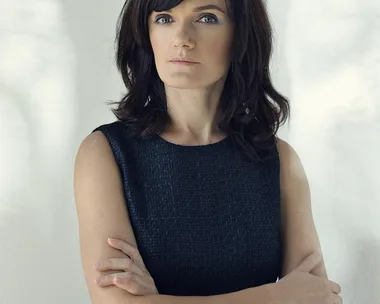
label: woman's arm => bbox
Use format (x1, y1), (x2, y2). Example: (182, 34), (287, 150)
(130, 285), (273, 304)
(277, 137), (328, 279)
(74, 131), (141, 304)
(74, 131), (274, 304)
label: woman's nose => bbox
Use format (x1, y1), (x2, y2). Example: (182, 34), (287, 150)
(173, 25), (195, 49)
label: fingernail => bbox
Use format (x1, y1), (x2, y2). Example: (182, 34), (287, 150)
(93, 263), (102, 269)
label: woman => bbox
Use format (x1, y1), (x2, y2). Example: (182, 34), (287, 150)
(74, 0), (342, 303)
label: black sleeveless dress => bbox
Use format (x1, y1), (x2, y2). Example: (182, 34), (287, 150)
(92, 120), (282, 296)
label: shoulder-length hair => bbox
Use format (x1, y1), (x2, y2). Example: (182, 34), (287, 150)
(107, 0), (290, 162)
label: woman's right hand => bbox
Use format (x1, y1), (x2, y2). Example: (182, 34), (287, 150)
(265, 253), (342, 304)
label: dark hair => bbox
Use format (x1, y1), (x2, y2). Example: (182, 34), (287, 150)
(107, 0), (290, 162)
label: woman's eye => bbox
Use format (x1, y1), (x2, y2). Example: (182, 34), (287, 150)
(199, 14), (218, 24)
(154, 14), (218, 25)
(155, 15), (172, 24)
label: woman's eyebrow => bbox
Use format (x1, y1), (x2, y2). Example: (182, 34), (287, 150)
(164, 4), (226, 14)
(193, 5), (226, 14)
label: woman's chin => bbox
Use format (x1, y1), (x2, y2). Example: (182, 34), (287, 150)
(162, 79), (205, 90)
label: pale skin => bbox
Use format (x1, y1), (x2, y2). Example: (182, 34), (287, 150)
(74, 0), (342, 303)
(147, 0), (234, 145)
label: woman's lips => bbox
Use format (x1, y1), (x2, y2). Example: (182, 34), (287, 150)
(169, 59), (199, 65)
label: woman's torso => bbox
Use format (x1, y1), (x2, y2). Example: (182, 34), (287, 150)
(92, 121), (282, 296)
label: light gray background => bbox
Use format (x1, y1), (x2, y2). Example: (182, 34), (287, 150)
(0, 0), (379, 303)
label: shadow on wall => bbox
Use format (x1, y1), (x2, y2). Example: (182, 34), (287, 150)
(0, 0), (130, 302)
(345, 238), (380, 303)
(283, 0), (380, 302)
(0, 0), (82, 302)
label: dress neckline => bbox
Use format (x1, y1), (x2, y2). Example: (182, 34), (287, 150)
(156, 134), (230, 148)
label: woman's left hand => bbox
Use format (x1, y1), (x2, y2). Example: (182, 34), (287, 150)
(94, 238), (158, 296)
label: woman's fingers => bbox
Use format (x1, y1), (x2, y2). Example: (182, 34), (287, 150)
(113, 272), (155, 295)
(329, 280), (342, 294)
(95, 238), (159, 296)
(108, 238), (139, 260)
(96, 271), (134, 287)
(94, 257), (144, 277)
(107, 238), (147, 270)
(332, 294), (343, 304)
(96, 271), (153, 295)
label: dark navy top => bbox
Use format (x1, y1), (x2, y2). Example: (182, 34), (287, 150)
(92, 120), (282, 296)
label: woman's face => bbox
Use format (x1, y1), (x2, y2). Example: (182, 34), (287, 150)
(148, 0), (234, 90)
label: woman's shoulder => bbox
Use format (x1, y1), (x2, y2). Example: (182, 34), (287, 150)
(275, 136), (302, 166)
(77, 128), (117, 168)
(275, 136), (309, 192)
(92, 120), (133, 136)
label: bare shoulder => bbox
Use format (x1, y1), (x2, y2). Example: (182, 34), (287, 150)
(74, 130), (115, 171)
(274, 135), (309, 205)
(275, 136), (308, 184)
(74, 130), (137, 303)
(74, 130), (125, 213)
(78, 130), (109, 153)
(275, 137), (302, 167)
(275, 136), (289, 153)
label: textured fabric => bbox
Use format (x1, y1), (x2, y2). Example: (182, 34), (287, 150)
(92, 120), (282, 296)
